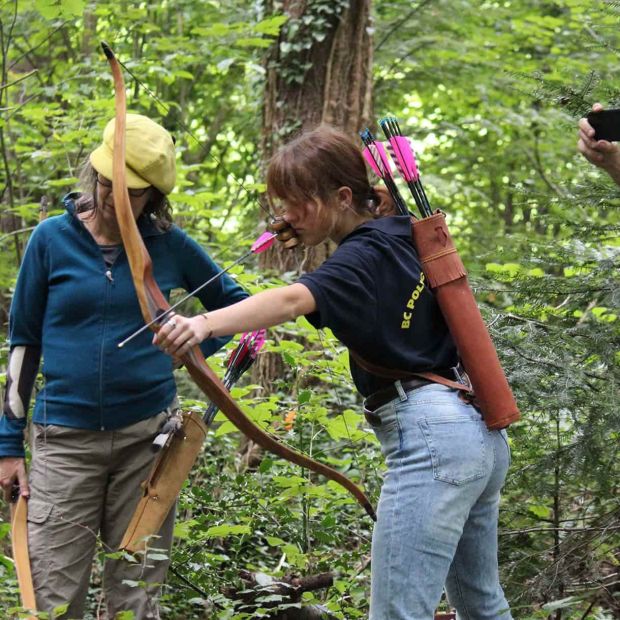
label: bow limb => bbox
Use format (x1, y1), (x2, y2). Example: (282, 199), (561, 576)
(100, 43), (375, 522)
(11, 496), (37, 618)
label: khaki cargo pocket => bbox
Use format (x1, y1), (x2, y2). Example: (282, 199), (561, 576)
(26, 498), (54, 524)
(26, 499), (54, 590)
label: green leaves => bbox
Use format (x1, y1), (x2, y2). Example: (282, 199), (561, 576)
(527, 503), (552, 519)
(254, 15), (288, 37)
(33, 0), (84, 19)
(191, 12), (287, 49)
(205, 524), (252, 539)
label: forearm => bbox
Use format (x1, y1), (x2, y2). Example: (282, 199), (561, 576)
(3, 345), (41, 420)
(204, 283), (315, 338)
(0, 345), (40, 460)
(603, 159), (620, 186)
(154, 283), (316, 357)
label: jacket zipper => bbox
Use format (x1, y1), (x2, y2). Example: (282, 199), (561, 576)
(72, 207), (125, 431)
(99, 265), (113, 430)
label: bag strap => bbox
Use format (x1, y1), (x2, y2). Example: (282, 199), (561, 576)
(349, 350), (474, 395)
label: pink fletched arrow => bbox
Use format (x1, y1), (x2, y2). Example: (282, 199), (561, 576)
(251, 231), (277, 253)
(225, 329), (267, 383)
(118, 234), (276, 349)
(360, 128), (409, 216)
(387, 136), (419, 182)
(362, 142), (391, 179)
(380, 116), (432, 217)
(203, 328), (267, 425)
(384, 137), (425, 215)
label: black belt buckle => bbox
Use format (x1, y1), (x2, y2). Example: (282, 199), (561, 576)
(364, 377), (432, 419)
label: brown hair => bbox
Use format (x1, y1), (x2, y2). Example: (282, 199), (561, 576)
(266, 125), (395, 217)
(75, 160), (173, 229)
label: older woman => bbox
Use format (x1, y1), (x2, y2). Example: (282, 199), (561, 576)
(0, 114), (247, 618)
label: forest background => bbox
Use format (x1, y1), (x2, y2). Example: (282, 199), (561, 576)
(0, 0), (618, 618)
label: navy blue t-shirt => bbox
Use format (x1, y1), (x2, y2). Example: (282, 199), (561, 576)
(298, 216), (458, 397)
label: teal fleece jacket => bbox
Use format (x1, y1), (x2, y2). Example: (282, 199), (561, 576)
(0, 194), (248, 457)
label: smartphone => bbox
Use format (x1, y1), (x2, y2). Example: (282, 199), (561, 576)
(587, 109), (620, 142)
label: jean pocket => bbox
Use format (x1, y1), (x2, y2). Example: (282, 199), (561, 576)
(419, 416), (486, 485)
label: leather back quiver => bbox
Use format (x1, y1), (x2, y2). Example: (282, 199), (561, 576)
(410, 212), (519, 430)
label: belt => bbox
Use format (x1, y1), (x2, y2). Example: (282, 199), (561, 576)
(363, 368), (463, 415)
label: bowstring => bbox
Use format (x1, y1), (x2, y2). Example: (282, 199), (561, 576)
(116, 58), (274, 221)
(315, 331), (374, 607)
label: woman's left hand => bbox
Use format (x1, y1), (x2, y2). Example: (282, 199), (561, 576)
(153, 313), (210, 358)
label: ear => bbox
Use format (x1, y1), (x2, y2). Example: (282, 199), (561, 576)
(336, 186), (353, 209)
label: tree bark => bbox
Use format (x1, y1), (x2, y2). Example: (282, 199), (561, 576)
(248, 0), (373, 407)
(261, 0), (373, 273)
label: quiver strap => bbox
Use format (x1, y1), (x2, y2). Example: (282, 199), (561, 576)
(411, 212), (519, 429)
(349, 350), (474, 397)
(120, 411), (207, 553)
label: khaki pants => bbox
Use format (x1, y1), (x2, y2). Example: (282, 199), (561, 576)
(28, 411), (175, 619)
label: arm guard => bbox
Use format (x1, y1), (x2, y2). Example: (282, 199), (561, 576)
(3, 346), (41, 420)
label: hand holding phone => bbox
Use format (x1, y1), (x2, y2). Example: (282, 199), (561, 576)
(579, 105), (620, 186)
(586, 108), (620, 142)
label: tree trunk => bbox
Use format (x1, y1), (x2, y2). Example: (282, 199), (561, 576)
(247, 0), (373, 406)
(261, 0), (373, 273)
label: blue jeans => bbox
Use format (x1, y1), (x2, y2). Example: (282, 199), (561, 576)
(367, 384), (512, 620)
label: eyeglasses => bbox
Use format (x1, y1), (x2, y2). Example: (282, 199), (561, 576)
(97, 175), (150, 198)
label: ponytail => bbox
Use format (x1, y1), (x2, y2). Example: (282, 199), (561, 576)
(369, 185), (398, 218)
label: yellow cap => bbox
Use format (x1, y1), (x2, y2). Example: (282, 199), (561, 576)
(90, 113), (176, 195)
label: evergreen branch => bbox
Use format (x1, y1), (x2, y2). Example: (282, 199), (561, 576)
(374, 0), (434, 52)
(501, 525), (620, 535)
(0, 68), (36, 91)
(7, 20), (70, 71)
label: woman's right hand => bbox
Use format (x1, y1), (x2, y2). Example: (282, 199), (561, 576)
(268, 217), (299, 249)
(0, 457), (29, 502)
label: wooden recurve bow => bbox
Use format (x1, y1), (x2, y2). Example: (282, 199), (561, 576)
(10, 493), (37, 618)
(100, 42), (375, 522)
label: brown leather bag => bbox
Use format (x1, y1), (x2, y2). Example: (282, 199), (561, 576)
(120, 410), (207, 553)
